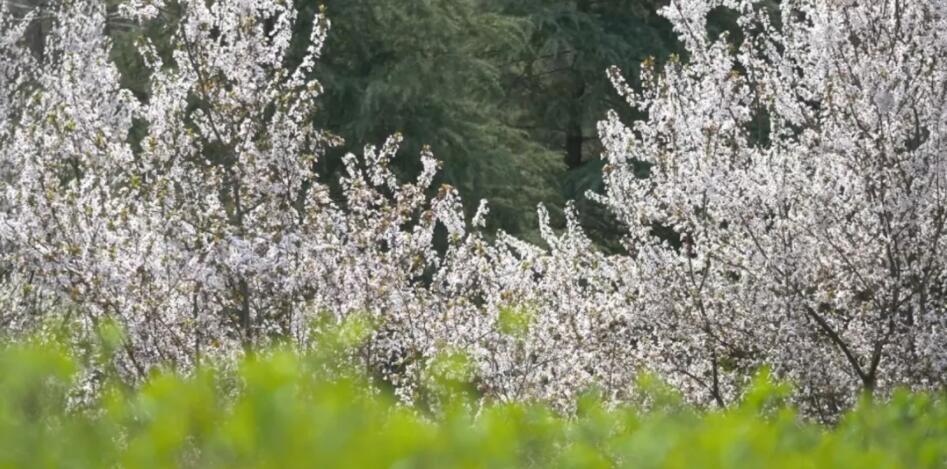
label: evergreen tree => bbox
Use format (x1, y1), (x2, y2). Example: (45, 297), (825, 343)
(493, 0), (679, 248)
(294, 0), (565, 239)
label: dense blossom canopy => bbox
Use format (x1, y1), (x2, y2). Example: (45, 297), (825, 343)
(1, 0), (944, 417)
(599, 0), (947, 415)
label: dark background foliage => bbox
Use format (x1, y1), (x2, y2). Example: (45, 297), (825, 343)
(297, 0), (680, 246)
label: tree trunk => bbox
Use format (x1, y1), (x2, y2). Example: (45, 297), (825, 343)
(565, 121), (583, 169)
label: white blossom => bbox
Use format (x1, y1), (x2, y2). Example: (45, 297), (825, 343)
(1, 0), (943, 418)
(598, 0), (947, 415)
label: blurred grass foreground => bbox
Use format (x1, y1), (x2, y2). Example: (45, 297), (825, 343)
(0, 336), (944, 469)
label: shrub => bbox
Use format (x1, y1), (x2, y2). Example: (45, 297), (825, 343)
(0, 339), (943, 468)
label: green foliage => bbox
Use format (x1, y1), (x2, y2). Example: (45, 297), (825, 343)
(293, 0), (680, 243)
(0, 339), (944, 468)
(497, 305), (534, 338)
(296, 0), (565, 240)
(489, 0), (679, 246)
(495, 0), (678, 155)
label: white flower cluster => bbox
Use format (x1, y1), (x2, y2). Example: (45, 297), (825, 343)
(1, 0), (944, 416)
(0, 0), (633, 410)
(598, 0), (947, 416)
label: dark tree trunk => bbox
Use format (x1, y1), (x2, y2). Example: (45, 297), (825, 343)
(565, 122), (583, 169)
(26, 4), (47, 62)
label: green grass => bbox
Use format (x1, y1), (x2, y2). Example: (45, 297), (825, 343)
(0, 340), (944, 468)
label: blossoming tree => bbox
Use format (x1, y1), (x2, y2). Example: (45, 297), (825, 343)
(599, 0), (947, 415)
(0, 0), (632, 408)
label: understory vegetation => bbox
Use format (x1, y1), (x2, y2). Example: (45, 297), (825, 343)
(1, 334), (945, 468)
